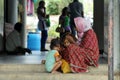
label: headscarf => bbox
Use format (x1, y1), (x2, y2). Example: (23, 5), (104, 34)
(74, 17), (92, 42)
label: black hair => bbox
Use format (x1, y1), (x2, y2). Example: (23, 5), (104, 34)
(60, 32), (77, 46)
(39, 1), (45, 7)
(14, 22), (22, 33)
(62, 7), (68, 16)
(50, 37), (60, 50)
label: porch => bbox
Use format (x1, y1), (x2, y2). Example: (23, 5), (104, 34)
(0, 51), (110, 80)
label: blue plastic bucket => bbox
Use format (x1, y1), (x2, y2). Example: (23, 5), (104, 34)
(27, 32), (41, 50)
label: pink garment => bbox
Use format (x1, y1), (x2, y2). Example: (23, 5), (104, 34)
(27, 0), (34, 15)
(74, 17), (91, 43)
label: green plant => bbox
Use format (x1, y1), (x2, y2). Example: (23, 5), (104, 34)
(47, 1), (59, 15)
(48, 24), (59, 37)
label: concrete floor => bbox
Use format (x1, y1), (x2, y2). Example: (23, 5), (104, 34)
(0, 50), (107, 64)
(0, 50), (110, 80)
(0, 51), (47, 64)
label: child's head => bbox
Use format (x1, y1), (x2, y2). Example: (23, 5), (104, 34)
(50, 37), (61, 51)
(62, 7), (68, 16)
(60, 32), (77, 47)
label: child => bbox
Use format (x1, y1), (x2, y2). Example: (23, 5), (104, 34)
(45, 38), (62, 73)
(60, 32), (77, 47)
(59, 7), (71, 37)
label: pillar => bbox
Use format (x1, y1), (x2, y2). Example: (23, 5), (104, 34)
(104, 0), (120, 78)
(113, 0), (120, 74)
(7, 0), (18, 24)
(19, 0), (27, 47)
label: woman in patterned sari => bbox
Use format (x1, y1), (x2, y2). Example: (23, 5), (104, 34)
(60, 17), (99, 73)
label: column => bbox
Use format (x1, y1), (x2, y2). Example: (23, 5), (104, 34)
(7, 0), (18, 24)
(19, 0), (27, 47)
(113, 0), (120, 73)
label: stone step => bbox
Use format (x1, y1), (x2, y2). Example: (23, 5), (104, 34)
(0, 64), (119, 80)
(0, 53), (116, 80)
(0, 71), (108, 80)
(0, 64), (45, 72)
(0, 64), (108, 73)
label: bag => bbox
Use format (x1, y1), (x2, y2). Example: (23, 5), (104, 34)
(55, 25), (65, 33)
(61, 59), (71, 73)
(46, 15), (50, 27)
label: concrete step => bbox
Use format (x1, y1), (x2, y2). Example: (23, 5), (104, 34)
(1, 73), (119, 80)
(0, 71), (108, 80)
(0, 54), (111, 80)
(0, 64), (107, 73)
(0, 64), (45, 72)
(0, 64), (109, 80)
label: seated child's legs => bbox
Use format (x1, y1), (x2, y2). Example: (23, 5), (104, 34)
(51, 60), (62, 73)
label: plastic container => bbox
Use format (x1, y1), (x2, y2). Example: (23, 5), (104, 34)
(27, 32), (41, 50)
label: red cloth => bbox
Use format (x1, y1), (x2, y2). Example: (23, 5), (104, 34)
(61, 29), (99, 73)
(66, 44), (88, 72)
(80, 29), (99, 67)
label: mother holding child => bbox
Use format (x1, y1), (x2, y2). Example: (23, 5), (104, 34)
(45, 16), (99, 74)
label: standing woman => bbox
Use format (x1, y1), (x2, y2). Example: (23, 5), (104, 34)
(37, 1), (48, 51)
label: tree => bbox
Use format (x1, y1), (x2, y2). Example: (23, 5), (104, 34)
(34, 0), (93, 16)
(47, 1), (59, 15)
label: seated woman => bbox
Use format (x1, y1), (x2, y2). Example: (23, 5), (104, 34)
(74, 17), (99, 67)
(60, 21), (99, 73)
(60, 33), (88, 73)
